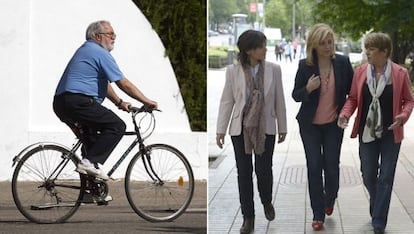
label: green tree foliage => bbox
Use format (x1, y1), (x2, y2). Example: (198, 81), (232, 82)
(313, 0), (414, 63)
(265, 0), (291, 36)
(209, 0), (314, 40)
(132, 0), (206, 131)
(209, 0), (238, 30)
(265, 0), (314, 39)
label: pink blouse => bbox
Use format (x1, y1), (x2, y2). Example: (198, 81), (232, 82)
(313, 71), (337, 124)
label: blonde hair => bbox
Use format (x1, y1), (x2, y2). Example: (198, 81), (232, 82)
(364, 32), (392, 58)
(305, 23), (336, 66)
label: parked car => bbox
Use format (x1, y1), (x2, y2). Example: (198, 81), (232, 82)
(208, 30), (219, 37)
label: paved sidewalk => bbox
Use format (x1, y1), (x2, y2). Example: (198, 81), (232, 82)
(208, 54), (414, 233)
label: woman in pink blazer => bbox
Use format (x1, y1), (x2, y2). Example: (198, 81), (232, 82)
(338, 32), (414, 234)
(216, 30), (287, 234)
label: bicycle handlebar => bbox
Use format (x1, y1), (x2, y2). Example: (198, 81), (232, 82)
(129, 105), (161, 114)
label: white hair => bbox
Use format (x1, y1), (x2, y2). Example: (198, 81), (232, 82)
(85, 20), (110, 40)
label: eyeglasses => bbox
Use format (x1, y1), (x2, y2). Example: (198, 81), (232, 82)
(99, 32), (116, 39)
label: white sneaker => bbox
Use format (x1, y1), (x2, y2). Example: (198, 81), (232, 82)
(104, 195), (113, 202)
(76, 159), (109, 180)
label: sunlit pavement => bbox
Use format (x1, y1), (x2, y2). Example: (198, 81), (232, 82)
(208, 52), (414, 233)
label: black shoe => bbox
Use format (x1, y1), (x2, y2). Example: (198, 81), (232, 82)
(370, 205), (373, 217)
(264, 203), (275, 221)
(373, 227), (384, 234)
(240, 218), (254, 234)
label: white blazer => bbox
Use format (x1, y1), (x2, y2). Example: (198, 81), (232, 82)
(216, 61), (287, 136)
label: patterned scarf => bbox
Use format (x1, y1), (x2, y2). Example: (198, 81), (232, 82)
(242, 61), (266, 155)
(362, 60), (391, 143)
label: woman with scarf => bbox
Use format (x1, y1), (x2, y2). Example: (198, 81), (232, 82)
(292, 23), (354, 231)
(216, 30), (287, 234)
(338, 32), (414, 234)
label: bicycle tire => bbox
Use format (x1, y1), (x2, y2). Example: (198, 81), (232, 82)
(125, 144), (194, 222)
(12, 143), (84, 223)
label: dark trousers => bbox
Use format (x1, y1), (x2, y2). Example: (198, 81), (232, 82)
(53, 92), (126, 164)
(359, 130), (400, 229)
(231, 134), (275, 218)
(299, 121), (344, 221)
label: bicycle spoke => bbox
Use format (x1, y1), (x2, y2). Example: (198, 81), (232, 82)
(125, 144), (194, 222)
(12, 144), (84, 224)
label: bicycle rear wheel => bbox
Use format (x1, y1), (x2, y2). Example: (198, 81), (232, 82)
(125, 144), (194, 222)
(12, 144), (84, 223)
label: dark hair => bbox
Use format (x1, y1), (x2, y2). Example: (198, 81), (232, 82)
(237, 30), (267, 67)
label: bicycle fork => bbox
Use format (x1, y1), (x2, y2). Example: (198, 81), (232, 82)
(141, 146), (164, 186)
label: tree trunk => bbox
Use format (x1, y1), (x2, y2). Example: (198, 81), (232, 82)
(391, 31), (400, 63)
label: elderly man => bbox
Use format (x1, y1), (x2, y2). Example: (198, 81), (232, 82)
(53, 20), (157, 180)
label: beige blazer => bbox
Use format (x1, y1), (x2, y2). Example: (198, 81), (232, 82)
(216, 61), (287, 136)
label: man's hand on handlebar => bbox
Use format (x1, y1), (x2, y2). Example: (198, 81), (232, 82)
(118, 101), (132, 112)
(128, 105), (161, 114)
(145, 100), (158, 110)
(119, 99), (158, 113)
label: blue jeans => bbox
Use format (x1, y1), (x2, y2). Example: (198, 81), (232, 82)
(231, 134), (275, 219)
(299, 121), (344, 221)
(359, 130), (400, 229)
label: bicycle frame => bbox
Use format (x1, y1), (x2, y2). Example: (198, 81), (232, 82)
(13, 106), (159, 182)
(67, 107), (162, 183)
(12, 105), (194, 224)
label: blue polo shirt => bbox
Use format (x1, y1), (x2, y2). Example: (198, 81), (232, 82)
(55, 40), (124, 103)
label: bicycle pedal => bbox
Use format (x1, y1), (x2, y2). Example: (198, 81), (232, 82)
(96, 200), (109, 206)
(96, 194), (113, 206)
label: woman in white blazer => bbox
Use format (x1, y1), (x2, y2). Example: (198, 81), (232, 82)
(216, 30), (287, 234)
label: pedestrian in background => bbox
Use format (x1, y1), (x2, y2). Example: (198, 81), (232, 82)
(292, 39), (298, 59)
(284, 41), (292, 63)
(216, 30), (287, 234)
(338, 32), (414, 234)
(299, 39), (306, 59)
(292, 23), (354, 231)
(275, 43), (283, 61)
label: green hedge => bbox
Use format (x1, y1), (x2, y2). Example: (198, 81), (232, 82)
(208, 46), (239, 68)
(208, 47), (228, 68)
(132, 0), (206, 131)
(208, 55), (227, 68)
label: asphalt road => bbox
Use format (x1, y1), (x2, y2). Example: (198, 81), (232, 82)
(0, 181), (207, 234)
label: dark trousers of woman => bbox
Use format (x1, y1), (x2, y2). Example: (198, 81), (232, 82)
(231, 134), (275, 219)
(359, 130), (400, 230)
(299, 121), (344, 221)
(53, 92), (126, 164)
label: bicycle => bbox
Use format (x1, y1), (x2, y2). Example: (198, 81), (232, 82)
(11, 105), (194, 224)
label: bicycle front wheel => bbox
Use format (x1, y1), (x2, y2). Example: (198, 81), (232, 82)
(125, 144), (194, 222)
(12, 144), (84, 223)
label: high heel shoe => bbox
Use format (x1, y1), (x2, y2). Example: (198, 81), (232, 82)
(311, 220), (324, 231)
(325, 206), (334, 216)
(240, 217), (254, 234)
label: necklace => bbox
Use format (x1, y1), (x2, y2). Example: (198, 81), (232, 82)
(320, 64), (332, 91)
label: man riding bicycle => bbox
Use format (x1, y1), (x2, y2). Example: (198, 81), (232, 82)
(53, 20), (157, 180)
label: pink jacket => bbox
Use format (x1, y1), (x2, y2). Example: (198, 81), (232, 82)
(340, 62), (414, 143)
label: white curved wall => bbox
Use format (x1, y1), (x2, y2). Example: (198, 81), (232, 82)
(0, 0), (207, 180)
